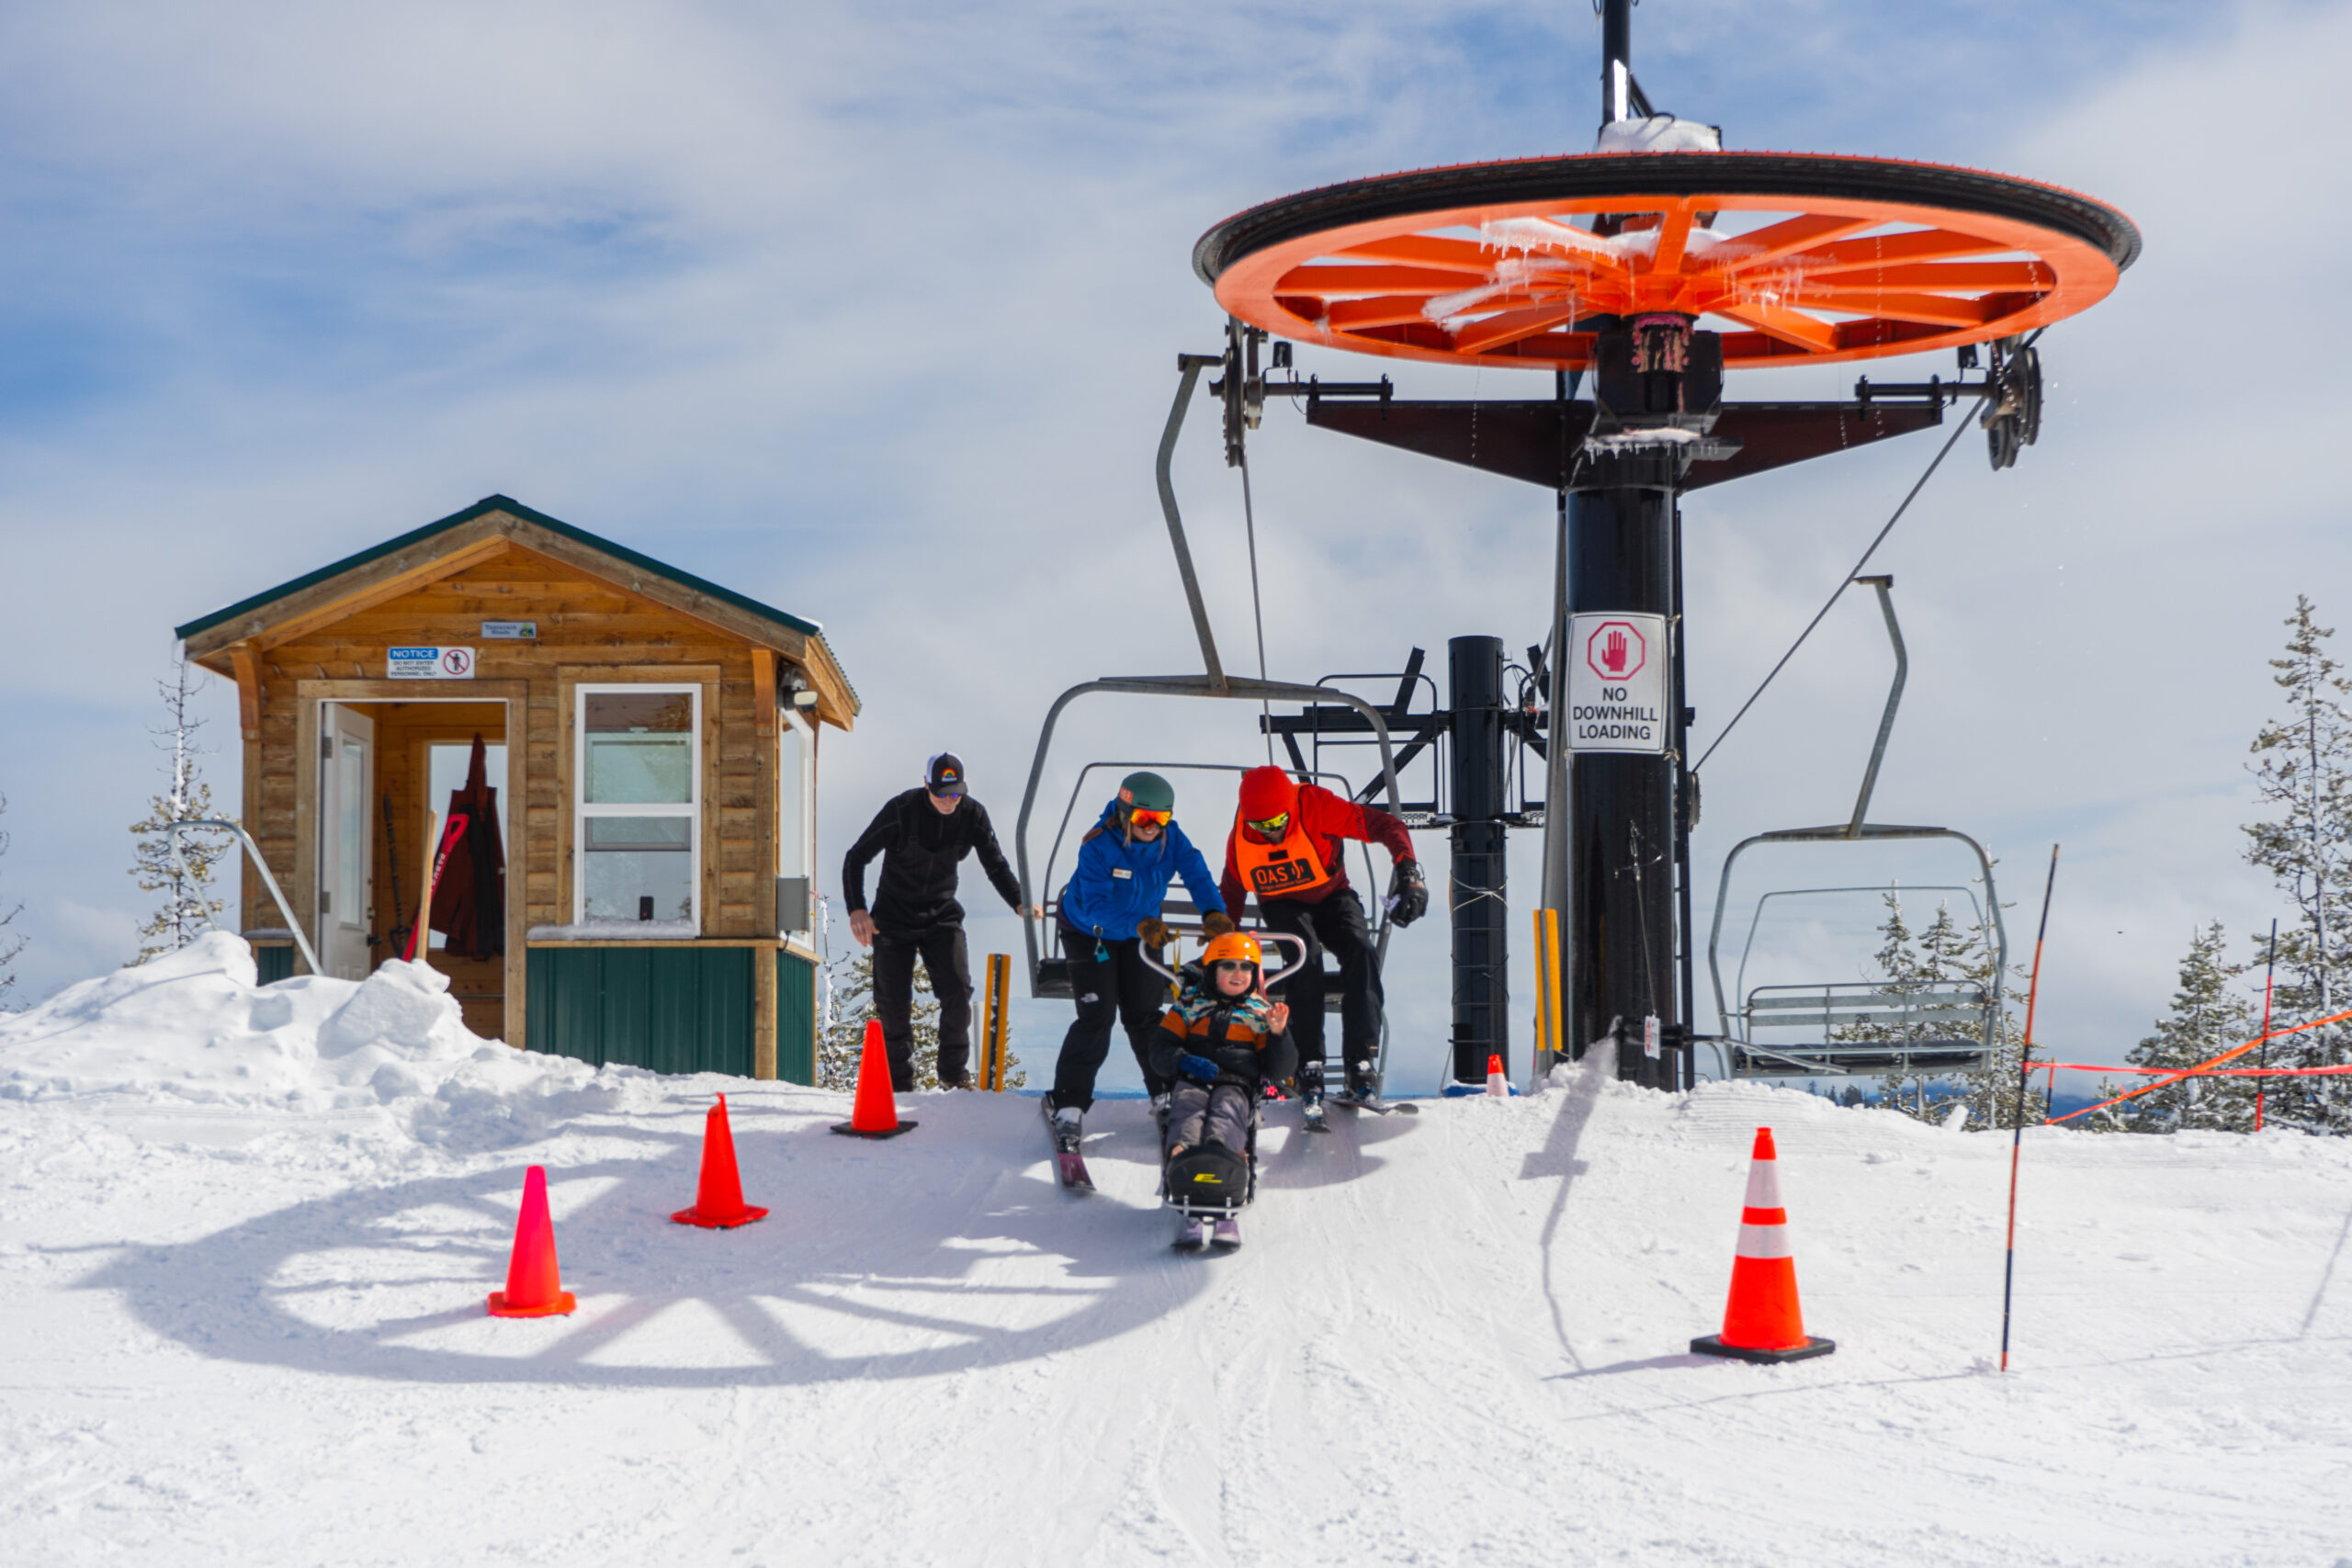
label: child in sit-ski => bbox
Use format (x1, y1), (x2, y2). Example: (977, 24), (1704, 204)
(1148, 931), (1297, 1167)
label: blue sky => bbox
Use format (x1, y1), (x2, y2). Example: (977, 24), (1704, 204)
(3, 0), (2346, 1083)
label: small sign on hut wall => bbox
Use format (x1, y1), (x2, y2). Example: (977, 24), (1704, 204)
(481, 621), (537, 639)
(389, 646), (477, 680)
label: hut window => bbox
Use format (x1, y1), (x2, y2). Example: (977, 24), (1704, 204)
(576, 686), (700, 928)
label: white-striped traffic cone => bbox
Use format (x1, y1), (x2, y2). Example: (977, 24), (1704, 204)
(1486, 1054), (1509, 1097)
(1690, 1127), (1835, 1363)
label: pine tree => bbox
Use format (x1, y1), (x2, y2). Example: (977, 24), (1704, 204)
(818, 948), (1024, 1092)
(1842, 892), (2044, 1127)
(2242, 597), (2352, 1134)
(2120, 923), (2261, 1133)
(0, 793), (25, 1010)
(128, 656), (235, 963)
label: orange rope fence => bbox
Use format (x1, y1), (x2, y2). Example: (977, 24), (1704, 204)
(2034, 1061), (2352, 1078)
(2042, 1005), (2352, 1125)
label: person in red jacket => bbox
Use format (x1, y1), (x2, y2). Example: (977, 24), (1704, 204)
(1218, 765), (1427, 1110)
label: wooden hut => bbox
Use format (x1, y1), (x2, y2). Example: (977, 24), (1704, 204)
(175, 495), (857, 1081)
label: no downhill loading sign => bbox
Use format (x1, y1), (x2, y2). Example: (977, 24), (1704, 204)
(1565, 612), (1668, 755)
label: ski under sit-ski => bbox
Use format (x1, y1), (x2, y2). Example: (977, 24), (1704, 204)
(1171, 1214), (1241, 1251)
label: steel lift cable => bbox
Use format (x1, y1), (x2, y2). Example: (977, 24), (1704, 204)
(1694, 324), (2050, 773)
(1238, 446), (1275, 765)
(1692, 402), (1968, 773)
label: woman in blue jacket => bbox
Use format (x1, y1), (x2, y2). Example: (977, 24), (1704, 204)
(1046, 771), (1233, 1135)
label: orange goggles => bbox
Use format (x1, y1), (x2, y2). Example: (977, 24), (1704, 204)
(1244, 812), (1290, 836)
(1127, 807), (1172, 829)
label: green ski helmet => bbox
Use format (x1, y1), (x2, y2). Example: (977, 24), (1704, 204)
(1117, 771), (1176, 816)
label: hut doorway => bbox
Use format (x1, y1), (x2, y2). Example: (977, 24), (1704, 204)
(319, 696), (513, 1040)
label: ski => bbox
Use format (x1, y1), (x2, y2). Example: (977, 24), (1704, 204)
(1172, 1216), (1210, 1250)
(1042, 1098), (1094, 1192)
(1210, 1216), (1242, 1251)
(1329, 1090), (1419, 1117)
(1300, 1096), (1331, 1134)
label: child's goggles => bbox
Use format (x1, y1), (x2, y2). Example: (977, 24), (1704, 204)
(1210, 960), (1256, 976)
(1127, 807), (1172, 829)
(1244, 812), (1290, 837)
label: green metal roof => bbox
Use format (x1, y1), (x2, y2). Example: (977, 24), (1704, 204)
(174, 494), (825, 643)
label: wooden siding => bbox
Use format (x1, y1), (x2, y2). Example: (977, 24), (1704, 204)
(228, 547), (793, 1056)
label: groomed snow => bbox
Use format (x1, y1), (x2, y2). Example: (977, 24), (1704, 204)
(3, 940), (2349, 1565)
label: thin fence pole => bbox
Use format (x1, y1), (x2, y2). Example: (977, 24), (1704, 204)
(2000, 844), (2060, 1373)
(2257, 919), (2278, 1133)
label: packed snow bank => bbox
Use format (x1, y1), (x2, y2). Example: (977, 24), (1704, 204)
(0, 933), (631, 1145)
(2, 962), (2350, 1565)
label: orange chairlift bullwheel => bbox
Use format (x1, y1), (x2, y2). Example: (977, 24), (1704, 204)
(1194, 152), (2140, 372)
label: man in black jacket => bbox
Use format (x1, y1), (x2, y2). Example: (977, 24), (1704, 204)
(842, 752), (1038, 1091)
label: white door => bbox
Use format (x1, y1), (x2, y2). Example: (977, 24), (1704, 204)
(318, 705), (377, 979)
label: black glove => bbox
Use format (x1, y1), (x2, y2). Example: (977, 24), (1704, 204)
(1179, 1054), (1219, 1085)
(1201, 909), (1238, 939)
(1386, 859), (1429, 928)
(1137, 917), (1171, 949)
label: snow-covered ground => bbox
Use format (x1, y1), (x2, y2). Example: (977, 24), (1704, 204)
(3, 938), (2348, 1567)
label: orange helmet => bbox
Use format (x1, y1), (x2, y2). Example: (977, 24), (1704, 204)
(1201, 931), (1263, 968)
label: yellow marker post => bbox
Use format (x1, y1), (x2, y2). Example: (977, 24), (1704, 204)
(1532, 908), (1565, 1080)
(980, 953), (1012, 1091)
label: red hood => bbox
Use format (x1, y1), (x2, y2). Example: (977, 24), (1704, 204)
(1237, 766), (1297, 823)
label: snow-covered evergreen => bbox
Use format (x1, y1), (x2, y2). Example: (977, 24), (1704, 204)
(2242, 597), (2352, 1134)
(2119, 923), (2261, 1133)
(1840, 892), (2044, 1128)
(126, 655), (234, 964)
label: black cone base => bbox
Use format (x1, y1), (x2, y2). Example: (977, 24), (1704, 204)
(830, 1120), (919, 1139)
(1690, 1334), (1836, 1363)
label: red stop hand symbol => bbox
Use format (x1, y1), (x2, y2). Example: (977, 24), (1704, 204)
(1601, 627), (1629, 676)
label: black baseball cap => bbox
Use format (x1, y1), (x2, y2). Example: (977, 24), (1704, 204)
(925, 752), (967, 796)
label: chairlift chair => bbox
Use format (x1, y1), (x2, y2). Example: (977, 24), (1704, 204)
(1023, 760), (1391, 1003)
(1702, 576), (2007, 1080)
(1011, 334), (1409, 1093)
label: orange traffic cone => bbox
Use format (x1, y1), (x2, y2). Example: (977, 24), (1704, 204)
(673, 1095), (770, 1228)
(831, 1019), (918, 1140)
(1486, 1054), (1510, 1097)
(1690, 1127), (1834, 1363)
(488, 1165), (577, 1318)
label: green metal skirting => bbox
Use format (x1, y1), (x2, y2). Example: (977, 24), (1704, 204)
(527, 945), (755, 1077)
(776, 949), (818, 1086)
(254, 945), (297, 985)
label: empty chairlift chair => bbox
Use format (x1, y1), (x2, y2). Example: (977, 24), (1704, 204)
(1702, 577), (2007, 1081)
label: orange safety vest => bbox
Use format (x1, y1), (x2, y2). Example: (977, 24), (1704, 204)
(1233, 819), (1334, 899)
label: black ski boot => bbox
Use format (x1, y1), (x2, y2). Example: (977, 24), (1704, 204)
(1297, 1066), (1329, 1133)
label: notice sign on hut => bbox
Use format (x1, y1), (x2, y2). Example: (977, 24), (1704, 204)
(390, 646), (476, 680)
(1566, 612), (1668, 754)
